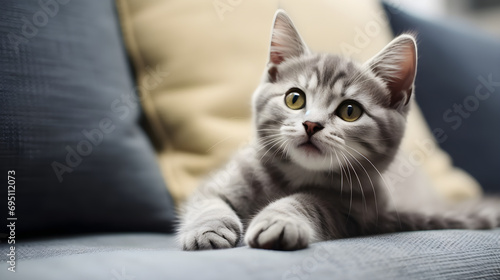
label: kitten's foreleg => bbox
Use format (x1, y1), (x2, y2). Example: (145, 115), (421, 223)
(178, 158), (257, 250)
(178, 195), (243, 250)
(245, 193), (341, 250)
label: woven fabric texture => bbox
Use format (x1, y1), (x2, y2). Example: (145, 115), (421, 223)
(1, 230), (499, 279)
(0, 0), (176, 235)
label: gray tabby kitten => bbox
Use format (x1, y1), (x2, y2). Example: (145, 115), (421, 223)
(178, 10), (500, 251)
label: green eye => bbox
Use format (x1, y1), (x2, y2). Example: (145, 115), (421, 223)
(285, 88), (306, 110)
(337, 101), (363, 122)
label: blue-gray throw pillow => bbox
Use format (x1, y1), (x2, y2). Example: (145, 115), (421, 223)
(0, 0), (175, 236)
(383, 2), (500, 193)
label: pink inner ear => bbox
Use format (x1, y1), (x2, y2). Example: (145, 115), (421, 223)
(270, 15), (287, 65)
(388, 45), (417, 106)
(270, 48), (284, 65)
(269, 12), (304, 66)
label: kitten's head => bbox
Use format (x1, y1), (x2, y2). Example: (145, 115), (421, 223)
(253, 10), (417, 172)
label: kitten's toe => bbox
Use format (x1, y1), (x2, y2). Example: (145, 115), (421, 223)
(196, 231), (232, 250)
(180, 217), (242, 251)
(245, 219), (310, 250)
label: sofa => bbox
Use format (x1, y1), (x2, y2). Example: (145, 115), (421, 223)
(1, 1), (499, 279)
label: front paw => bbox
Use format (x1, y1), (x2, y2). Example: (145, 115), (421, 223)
(244, 216), (312, 250)
(179, 216), (242, 251)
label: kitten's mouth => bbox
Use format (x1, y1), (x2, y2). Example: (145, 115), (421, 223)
(298, 140), (322, 154)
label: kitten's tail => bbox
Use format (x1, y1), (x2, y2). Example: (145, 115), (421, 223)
(410, 196), (500, 231)
(454, 196), (500, 229)
(373, 196), (500, 234)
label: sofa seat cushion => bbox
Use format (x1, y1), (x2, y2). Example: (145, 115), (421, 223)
(1, 230), (499, 279)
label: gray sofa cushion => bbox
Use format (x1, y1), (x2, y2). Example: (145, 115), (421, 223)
(1, 230), (499, 279)
(0, 0), (175, 235)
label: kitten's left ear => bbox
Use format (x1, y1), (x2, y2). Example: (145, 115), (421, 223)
(267, 10), (310, 81)
(367, 34), (417, 109)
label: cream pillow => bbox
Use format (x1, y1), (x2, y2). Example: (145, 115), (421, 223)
(117, 0), (482, 203)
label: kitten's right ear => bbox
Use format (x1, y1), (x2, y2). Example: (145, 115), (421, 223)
(267, 10), (309, 82)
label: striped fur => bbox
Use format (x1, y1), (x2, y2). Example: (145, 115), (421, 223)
(178, 10), (500, 251)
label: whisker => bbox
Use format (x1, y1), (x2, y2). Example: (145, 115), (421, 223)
(339, 151), (354, 223)
(256, 135), (280, 143)
(342, 151), (367, 215)
(256, 135), (280, 141)
(347, 136), (400, 141)
(343, 147), (379, 222)
(206, 135), (234, 152)
(257, 138), (282, 152)
(256, 136), (282, 150)
(344, 144), (402, 229)
(280, 140), (291, 160)
(333, 149), (345, 199)
(272, 138), (289, 162)
(261, 138), (285, 162)
(257, 130), (278, 133)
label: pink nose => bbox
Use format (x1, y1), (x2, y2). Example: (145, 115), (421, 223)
(302, 121), (324, 137)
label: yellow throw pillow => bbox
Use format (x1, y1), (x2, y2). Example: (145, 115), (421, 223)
(117, 0), (482, 204)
